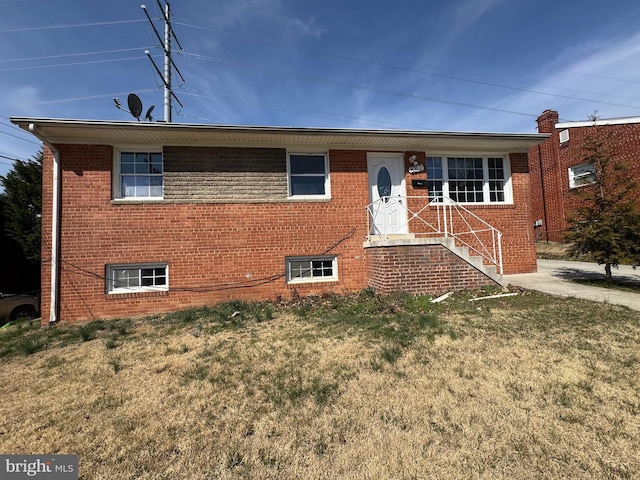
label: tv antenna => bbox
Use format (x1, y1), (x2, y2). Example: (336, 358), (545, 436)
(141, 1), (185, 122)
(114, 94), (155, 121)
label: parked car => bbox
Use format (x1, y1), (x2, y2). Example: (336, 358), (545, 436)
(0, 292), (40, 326)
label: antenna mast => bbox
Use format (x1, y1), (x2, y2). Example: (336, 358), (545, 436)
(142, 1), (185, 122)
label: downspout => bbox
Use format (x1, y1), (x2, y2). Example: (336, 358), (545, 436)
(28, 124), (60, 325)
(537, 144), (549, 242)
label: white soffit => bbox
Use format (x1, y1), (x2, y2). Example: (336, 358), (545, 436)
(11, 117), (548, 153)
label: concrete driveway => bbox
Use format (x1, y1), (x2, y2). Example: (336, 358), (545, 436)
(504, 259), (640, 311)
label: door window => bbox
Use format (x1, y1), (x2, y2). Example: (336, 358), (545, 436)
(377, 166), (392, 202)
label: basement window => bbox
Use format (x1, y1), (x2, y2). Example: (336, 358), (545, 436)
(569, 161), (596, 188)
(106, 263), (168, 294)
(286, 256), (337, 284)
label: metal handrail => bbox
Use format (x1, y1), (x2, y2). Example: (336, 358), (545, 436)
(366, 195), (503, 274)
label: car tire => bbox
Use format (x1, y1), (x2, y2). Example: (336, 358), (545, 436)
(9, 305), (36, 321)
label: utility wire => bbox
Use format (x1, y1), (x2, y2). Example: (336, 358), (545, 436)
(0, 153), (32, 167)
(0, 56), (143, 72)
(0, 119), (41, 144)
(181, 51), (540, 119)
(177, 89), (435, 130)
(0, 47), (153, 64)
(43, 227), (356, 295)
(0, 89), (157, 108)
(176, 36), (640, 113)
(0, 19), (145, 33)
(0, 128), (41, 144)
(0, 157), (20, 166)
(176, 20), (640, 89)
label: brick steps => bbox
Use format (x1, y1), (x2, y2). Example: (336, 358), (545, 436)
(364, 234), (505, 287)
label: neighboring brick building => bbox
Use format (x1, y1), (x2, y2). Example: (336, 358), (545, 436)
(529, 109), (640, 242)
(12, 118), (546, 325)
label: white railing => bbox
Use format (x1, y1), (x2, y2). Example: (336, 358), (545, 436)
(366, 195), (503, 274)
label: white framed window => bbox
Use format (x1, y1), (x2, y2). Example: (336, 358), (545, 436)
(287, 153), (330, 198)
(106, 263), (168, 294)
(559, 129), (569, 144)
(426, 155), (512, 203)
(569, 161), (596, 188)
(114, 150), (163, 199)
(286, 256), (337, 284)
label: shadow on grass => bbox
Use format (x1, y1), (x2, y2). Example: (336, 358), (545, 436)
(551, 267), (640, 293)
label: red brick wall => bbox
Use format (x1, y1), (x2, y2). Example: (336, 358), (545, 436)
(529, 110), (640, 242)
(366, 244), (497, 295)
(404, 152), (537, 275)
(529, 110), (567, 242)
(40, 145), (537, 325)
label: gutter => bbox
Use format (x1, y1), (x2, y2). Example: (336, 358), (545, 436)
(28, 123), (60, 325)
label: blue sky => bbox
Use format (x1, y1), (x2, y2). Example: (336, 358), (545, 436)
(2, 0), (640, 180)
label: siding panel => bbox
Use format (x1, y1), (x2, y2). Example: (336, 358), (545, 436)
(163, 146), (288, 202)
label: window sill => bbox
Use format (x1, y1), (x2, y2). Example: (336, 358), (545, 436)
(286, 196), (332, 202)
(106, 290), (169, 299)
(569, 183), (595, 190)
(287, 278), (339, 285)
(429, 202), (514, 209)
(111, 198), (165, 205)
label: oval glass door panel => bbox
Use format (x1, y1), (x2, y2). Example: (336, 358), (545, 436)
(377, 167), (392, 202)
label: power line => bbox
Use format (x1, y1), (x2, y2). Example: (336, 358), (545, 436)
(0, 19), (146, 33)
(0, 118), (41, 144)
(181, 51), (540, 119)
(178, 88), (435, 130)
(0, 47), (152, 64)
(0, 153), (25, 162)
(0, 56), (143, 72)
(176, 22), (640, 113)
(0, 89), (157, 108)
(176, 19), (640, 89)
(0, 128), (41, 144)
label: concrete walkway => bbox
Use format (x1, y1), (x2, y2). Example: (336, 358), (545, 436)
(504, 259), (640, 311)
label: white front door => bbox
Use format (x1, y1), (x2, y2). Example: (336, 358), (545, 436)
(367, 153), (407, 235)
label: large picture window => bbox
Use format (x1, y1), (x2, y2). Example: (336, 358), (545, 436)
(116, 151), (163, 199)
(287, 153), (330, 198)
(426, 156), (511, 203)
(106, 263), (168, 294)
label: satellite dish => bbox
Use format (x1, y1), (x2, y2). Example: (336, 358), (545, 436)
(127, 93), (143, 120)
(145, 105), (155, 122)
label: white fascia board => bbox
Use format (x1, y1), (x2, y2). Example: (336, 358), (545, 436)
(556, 116), (640, 129)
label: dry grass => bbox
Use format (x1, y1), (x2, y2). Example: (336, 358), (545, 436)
(1, 291), (639, 479)
(535, 241), (573, 260)
(534, 241), (599, 262)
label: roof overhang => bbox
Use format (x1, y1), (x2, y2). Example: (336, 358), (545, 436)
(11, 117), (549, 153)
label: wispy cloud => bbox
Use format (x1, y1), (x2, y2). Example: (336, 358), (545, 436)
(449, 0), (508, 34)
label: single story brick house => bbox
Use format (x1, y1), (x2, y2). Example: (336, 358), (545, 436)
(529, 109), (640, 242)
(12, 117), (547, 326)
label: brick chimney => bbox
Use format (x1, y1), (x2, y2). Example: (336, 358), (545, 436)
(536, 110), (559, 133)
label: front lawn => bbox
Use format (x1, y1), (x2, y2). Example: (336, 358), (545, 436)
(1, 290), (638, 479)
